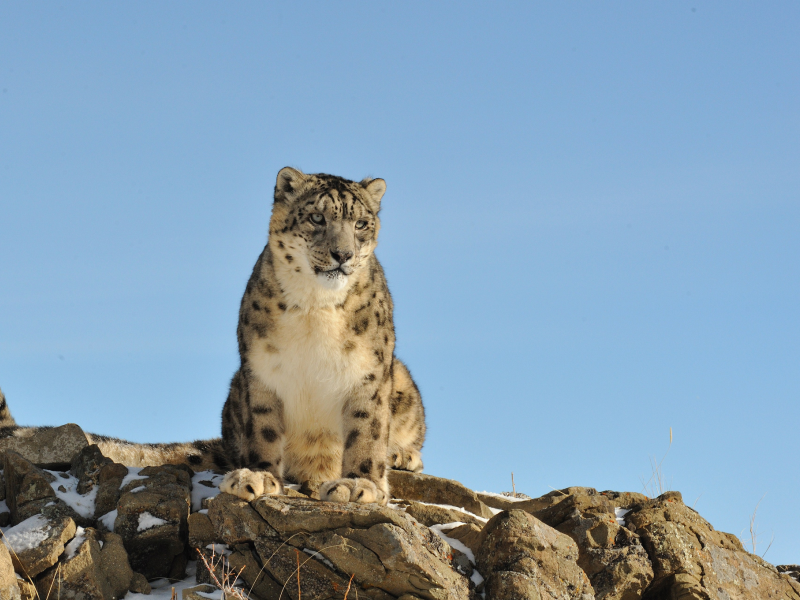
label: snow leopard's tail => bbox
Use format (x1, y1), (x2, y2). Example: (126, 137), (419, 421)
(0, 387), (17, 430)
(0, 386), (230, 472)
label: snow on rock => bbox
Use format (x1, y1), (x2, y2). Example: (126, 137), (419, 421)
(45, 469), (98, 519)
(64, 526), (86, 560)
(137, 511), (168, 532)
(98, 509), (118, 532)
(2, 515), (52, 553)
(191, 471), (225, 512)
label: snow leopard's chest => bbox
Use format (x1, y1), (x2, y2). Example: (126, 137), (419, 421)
(247, 308), (373, 429)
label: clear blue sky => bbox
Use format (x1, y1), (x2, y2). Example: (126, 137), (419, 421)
(1, 2), (798, 565)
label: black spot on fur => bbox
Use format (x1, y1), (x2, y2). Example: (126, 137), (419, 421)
(245, 420), (254, 438)
(252, 405), (273, 415)
(248, 450), (260, 464)
(188, 455), (202, 466)
(364, 373), (376, 382)
(370, 418), (381, 440)
(356, 489), (365, 500)
(285, 255), (293, 262)
(353, 410), (369, 419)
(246, 484), (255, 495)
(353, 317), (369, 335)
(379, 463), (386, 478)
(261, 427), (279, 443)
(252, 301), (260, 311)
(278, 302), (287, 312)
(257, 461), (273, 469)
(346, 472), (358, 479)
(359, 459), (373, 475)
(345, 429), (360, 449)
(278, 241), (285, 249)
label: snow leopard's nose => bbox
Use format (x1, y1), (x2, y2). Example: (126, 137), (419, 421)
(330, 249), (353, 265)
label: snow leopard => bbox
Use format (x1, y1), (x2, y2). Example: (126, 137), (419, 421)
(0, 167), (426, 505)
(217, 167), (425, 505)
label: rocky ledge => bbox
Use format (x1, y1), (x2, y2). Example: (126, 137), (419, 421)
(0, 424), (798, 599)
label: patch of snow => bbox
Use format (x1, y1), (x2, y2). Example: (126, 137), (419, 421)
(409, 500), (489, 523)
(615, 507), (631, 527)
(120, 467), (147, 489)
(0, 499), (8, 514)
(2, 515), (52, 553)
(64, 526), (86, 560)
(487, 506), (502, 515)
(198, 508), (209, 515)
(303, 547), (336, 570)
(44, 470), (98, 519)
(129, 486), (146, 494)
(191, 471), (225, 512)
(205, 543), (231, 557)
(476, 491), (527, 502)
(137, 512), (168, 532)
(124, 560), (221, 599)
(429, 523), (485, 587)
(98, 510), (117, 532)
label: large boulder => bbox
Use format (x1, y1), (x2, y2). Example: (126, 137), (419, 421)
(114, 464), (192, 580)
(2, 514), (77, 578)
(0, 424), (89, 470)
(35, 528), (135, 600)
(476, 509), (595, 600)
(625, 491), (800, 600)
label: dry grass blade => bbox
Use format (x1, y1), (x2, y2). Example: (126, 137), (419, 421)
(640, 427), (673, 498)
(198, 545), (249, 599)
(740, 493), (774, 558)
(343, 573), (356, 600)
(278, 541), (352, 600)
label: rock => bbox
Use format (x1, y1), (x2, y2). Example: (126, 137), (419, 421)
(207, 493), (272, 544)
(476, 509), (594, 600)
(114, 465), (192, 580)
(404, 500), (485, 528)
(779, 564), (800, 582)
(70, 444), (113, 494)
(3, 514), (77, 577)
(35, 528), (134, 600)
(94, 462), (129, 519)
(17, 579), (36, 600)
(443, 523), (483, 556)
(0, 541), (21, 600)
(188, 511), (216, 548)
(626, 491), (800, 600)
(515, 486), (616, 528)
(3, 451), (56, 524)
(182, 583), (218, 599)
(128, 571), (151, 594)
(475, 492), (527, 512)
(228, 543), (286, 600)
(388, 471), (494, 519)
(251, 495), (473, 600)
(0, 424), (89, 470)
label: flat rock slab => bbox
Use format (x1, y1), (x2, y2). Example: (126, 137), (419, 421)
(2, 514), (77, 578)
(388, 471), (493, 519)
(0, 424), (88, 470)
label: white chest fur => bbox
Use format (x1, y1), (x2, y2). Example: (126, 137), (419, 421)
(248, 308), (371, 435)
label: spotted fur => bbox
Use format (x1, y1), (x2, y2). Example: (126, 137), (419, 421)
(219, 167), (426, 504)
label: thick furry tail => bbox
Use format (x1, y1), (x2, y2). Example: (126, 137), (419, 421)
(0, 388), (16, 429)
(0, 386), (231, 472)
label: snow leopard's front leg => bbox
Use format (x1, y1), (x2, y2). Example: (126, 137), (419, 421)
(220, 369), (285, 501)
(320, 377), (392, 505)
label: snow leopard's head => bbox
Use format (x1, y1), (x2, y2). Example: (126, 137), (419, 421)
(268, 167), (386, 294)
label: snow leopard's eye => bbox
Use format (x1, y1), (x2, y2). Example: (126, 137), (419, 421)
(310, 213), (325, 225)
(355, 220), (367, 230)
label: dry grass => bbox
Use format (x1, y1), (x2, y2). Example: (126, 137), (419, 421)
(740, 494), (774, 558)
(198, 546), (249, 599)
(640, 427), (673, 499)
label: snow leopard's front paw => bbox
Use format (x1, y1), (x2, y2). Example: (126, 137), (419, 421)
(220, 468), (282, 502)
(390, 447), (423, 473)
(320, 478), (388, 505)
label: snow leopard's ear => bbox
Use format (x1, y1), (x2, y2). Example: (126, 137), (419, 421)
(274, 167), (308, 203)
(360, 178), (386, 213)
